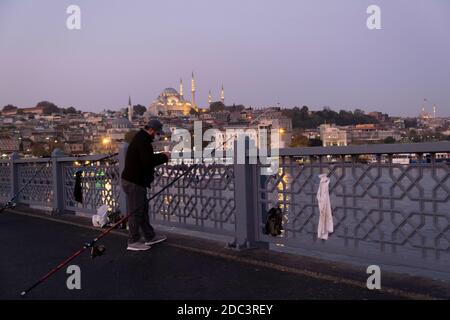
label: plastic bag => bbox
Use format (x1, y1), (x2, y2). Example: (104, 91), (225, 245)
(92, 204), (109, 228)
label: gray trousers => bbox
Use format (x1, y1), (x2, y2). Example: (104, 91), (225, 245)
(121, 179), (155, 244)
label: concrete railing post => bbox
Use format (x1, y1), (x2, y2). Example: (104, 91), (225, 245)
(118, 143), (129, 217)
(229, 137), (263, 250)
(10, 152), (19, 203)
(51, 148), (65, 215)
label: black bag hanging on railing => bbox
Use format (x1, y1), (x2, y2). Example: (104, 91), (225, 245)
(74, 170), (83, 203)
(264, 206), (283, 236)
(71, 152), (120, 205)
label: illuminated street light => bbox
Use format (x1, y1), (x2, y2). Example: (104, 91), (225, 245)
(102, 137), (112, 153)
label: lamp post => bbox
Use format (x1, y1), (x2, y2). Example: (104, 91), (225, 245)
(102, 137), (111, 153)
(279, 128), (286, 148)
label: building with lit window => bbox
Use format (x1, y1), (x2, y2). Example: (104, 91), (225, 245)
(319, 124), (348, 147)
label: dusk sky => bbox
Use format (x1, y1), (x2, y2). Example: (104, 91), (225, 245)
(0, 0), (449, 116)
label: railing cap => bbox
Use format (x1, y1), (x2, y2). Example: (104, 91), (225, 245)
(279, 141), (450, 157)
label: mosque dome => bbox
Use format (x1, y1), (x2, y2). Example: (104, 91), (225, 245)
(111, 118), (133, 129)
(148, 82), (194, 116)
(161, 88), (179, 96)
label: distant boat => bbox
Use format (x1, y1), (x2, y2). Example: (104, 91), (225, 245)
(434, 153), (450, 163)
(399, 153), (450, 164)
(392, 154), (410, 165)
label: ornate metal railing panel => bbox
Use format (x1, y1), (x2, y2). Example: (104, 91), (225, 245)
(62, 157), (121, 215)
(2, 142), (448, 274)
(0, 160), (11, 202)
(258, 152), (450, 269)
(148, 163), (236, 236)
(16, 161), (53, 206)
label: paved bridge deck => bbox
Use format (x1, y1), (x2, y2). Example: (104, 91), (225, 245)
(1, 209), (449, 300)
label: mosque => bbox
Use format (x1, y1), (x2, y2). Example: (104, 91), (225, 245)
(148, 72), (225, 116)
(419, 99), (437, 120)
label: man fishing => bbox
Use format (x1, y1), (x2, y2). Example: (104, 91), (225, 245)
(121, 119), (170, 251)
(21, 120), (182, 295)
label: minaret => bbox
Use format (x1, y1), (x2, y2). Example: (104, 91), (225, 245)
(180, 78), (184, 99)
(128, 95), (133, 122)
(191, 71), (196, 108)
(220, 84), (225, 104)
(433, 105), (436, 119)
(208, 90), (212, 105)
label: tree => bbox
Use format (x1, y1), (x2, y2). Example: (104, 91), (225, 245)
(283, 106), (379, 130)
(133, 104), (147, 116)
(31, 143), (49, 157)
(408, 129), (422, 143)
(31, 141), (64, 157)
(383, 136), (396, 144)
(290, 133), (309, 147)
(48, 141), (65, 154)
(65, 107), (77, 114)
(37, 101), (59, 115)
(2, 104), (18, 112)
(308, 138), (323, 147)
(299, 106), (309, 121)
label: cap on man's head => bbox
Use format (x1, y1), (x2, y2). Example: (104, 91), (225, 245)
(145, 119), (163, 133)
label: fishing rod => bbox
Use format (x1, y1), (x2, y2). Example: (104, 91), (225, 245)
(20, 137), (236, 297)
(20, 154), (202, 297)
(0, 152), (119, 214)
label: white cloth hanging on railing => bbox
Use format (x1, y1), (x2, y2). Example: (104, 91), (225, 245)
(317, 174), (334, 240)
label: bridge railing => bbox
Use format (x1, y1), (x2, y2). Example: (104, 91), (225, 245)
(1, 141), (449, 273)
(147, 161), (236, 237)
(257, 142), (450, 273)
(0, 150), (121, 215)
(0, 157), (12, 203)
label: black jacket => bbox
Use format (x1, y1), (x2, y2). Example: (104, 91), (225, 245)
(121, 129), (168, 187)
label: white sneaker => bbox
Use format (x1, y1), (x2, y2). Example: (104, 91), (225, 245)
(127, 242), (151, 251)
(144, 235), (167, 246)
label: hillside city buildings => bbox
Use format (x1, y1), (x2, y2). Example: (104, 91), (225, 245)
(1, 82), (448, 157)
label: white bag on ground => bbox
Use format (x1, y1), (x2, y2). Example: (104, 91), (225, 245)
(317, 174), (334, 240)
(92, 204), (109, 227)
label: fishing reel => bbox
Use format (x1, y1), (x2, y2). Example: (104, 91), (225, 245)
(7, 201), (17, 209)
(90, 244), (106, 259)
(0, 201), (16, 213)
